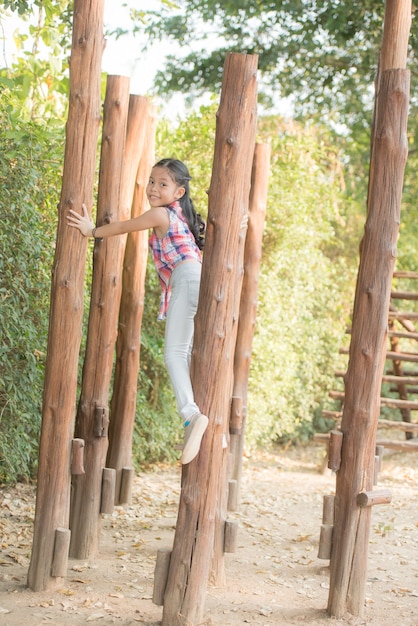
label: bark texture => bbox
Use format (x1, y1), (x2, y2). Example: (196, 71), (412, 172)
(327, 0), (411, 616)
(162, 52), (258, 626)
(27, 0), (104, 591)
(69, 75), (130, 559)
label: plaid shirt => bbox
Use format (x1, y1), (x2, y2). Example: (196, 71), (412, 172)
(149, 201), (202, 320)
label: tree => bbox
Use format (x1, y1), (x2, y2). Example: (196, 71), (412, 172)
(129, 1), (416, 133)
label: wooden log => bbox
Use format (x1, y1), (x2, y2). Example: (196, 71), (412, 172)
(387, 330), (418, 340)
(227, 479), (238, 512)
(339, 347), (418, 362)
(386, 350), (418, 363)
(393, 271), (418, 279)
(382, 374), (418, 384)
(391, 291), (418, 300)
(330, 389), (418, 411)
(389, 386), (418, 395)
(322, 495), (335, 525)
(375, 445), (384, 472)
(119, 466), (135, 505)
(69, 74), (131, 559)
(153, 548), (172, 606)
(227, 142), (270, 514)
(230, 395), (243, 434)
(328, 430), (343, 471)
(374, 396), (418, 410)
(224, 520), (239, 553)
(377, 418), (418, 431)
(371, 438), (418, 451)
(71, 438), (85, 475)
(51, 528), (71, 578)
(162, 52), (258, 626)
(27, 0), (105, 592)
(318, 524), (333, 560)
(314, 432), (418, 451)
(327, 1), (411, 614)
(388, 317), (413, 439)
(388, 310), (418, 321)
(373, 456), (380, 485)
(374, 445), (384, 484)
(357, 489), (392, 508)
(100, 467), (116, 514)
(322, 410), (343, 419)
(107, 97), (156, 503)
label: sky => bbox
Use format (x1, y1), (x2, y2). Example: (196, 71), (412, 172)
(102, 0), (159, 96)
(101, 0), (207, 120)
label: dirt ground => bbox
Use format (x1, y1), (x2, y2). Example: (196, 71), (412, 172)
(1, 444), (417, 626)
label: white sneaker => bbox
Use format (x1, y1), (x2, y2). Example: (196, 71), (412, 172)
(181, 413), (209, 464)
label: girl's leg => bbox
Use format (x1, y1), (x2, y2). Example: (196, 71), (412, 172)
(164, 262), (201, 423)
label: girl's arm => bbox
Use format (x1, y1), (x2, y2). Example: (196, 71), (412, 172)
(67, 204), (169, 238)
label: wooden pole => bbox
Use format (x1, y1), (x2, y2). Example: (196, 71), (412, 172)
(107, 98), (157, 504)
(161, 52), (258, 626)
(69, 75), (130, 559)
(27, 0), (104, 591)
(327, 0), (411, 617)
(228, 143), (270, 509)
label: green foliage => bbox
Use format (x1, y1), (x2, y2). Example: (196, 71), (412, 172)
(0, 1), (72, 121)
(246, 117), (356, 446)
(0, 104), (63, 482)
(137, 0), (417, 134)
(0, 1), (69, 483)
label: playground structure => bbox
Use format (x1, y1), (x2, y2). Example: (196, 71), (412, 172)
(317, 271), (418, 452)
(25, 0), (412, 624)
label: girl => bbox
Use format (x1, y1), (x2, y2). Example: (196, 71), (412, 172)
(67, 158), (208, 464)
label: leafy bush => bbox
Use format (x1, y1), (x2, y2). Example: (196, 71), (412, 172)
(0, 110), (63, 482)
(247, 118), (357, 446)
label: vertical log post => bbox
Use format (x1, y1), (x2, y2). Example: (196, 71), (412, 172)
(51, 528), (71, 578)
(228, 143), (270, 504)
(69, 75), (130, 559)
(107, 98), (157, 504)
(100, 467), (116, 514)
(328, 430), (343, 471)
(71, 438), (85, 475)
(327, 0), (411, 617)
(27, 0), (104, 591)
(224, 520), (239, 553)
(153, 548), (172, 606)
(318, 495), (335, 560)
(162, 52), (258, 626)
(212, 143), (270, 585)
(119, 466), (135, 504)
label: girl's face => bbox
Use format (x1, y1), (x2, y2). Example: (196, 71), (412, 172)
(146, 166), (185, 208)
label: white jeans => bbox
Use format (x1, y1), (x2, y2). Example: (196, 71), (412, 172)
(164, 261), (202, 423)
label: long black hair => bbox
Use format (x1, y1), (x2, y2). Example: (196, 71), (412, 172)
(154, 158), (205, 250)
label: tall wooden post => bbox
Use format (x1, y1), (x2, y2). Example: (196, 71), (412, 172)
(27, 0), (104, 592)
(69, 75), (130, 558)
(107, 98), (157, 503)
(211, 143), (269, 585)
(327, 0), (411, 617)
(228, 142), (270, 505)
(162, 52), (258, 626)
